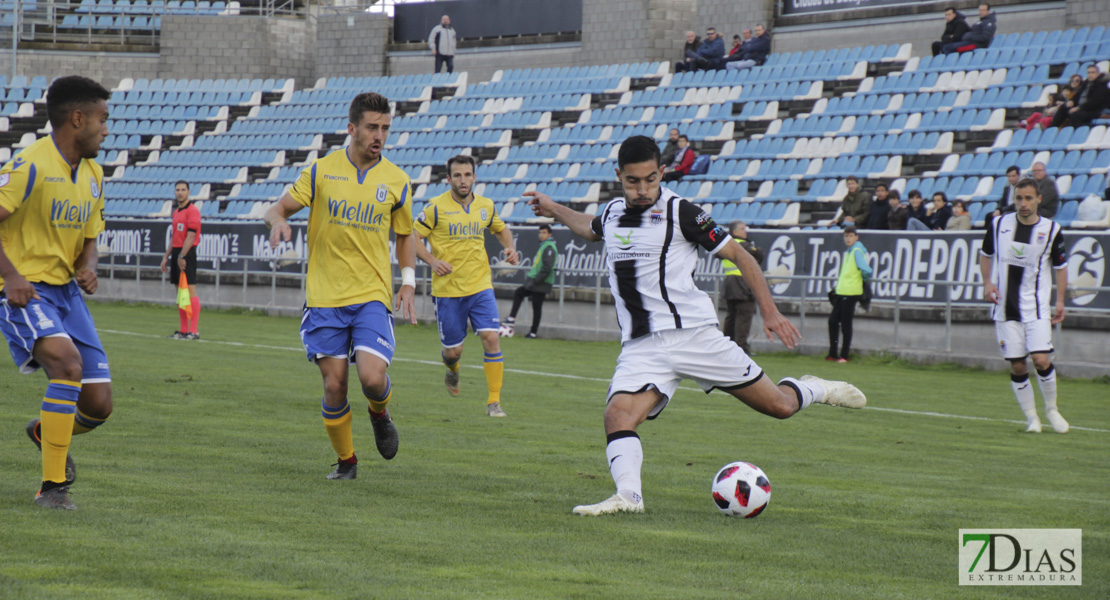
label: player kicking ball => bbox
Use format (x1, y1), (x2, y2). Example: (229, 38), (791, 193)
(527, 136), (866, 516)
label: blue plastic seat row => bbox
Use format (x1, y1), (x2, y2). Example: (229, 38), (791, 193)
(711, 201), (790, 226)
(192, 133), (317, 151)
(59, 15), (163, 30)
(1004, 126), (1089, 152)
(684, 158), (750, 182)
(106, 119), (188, 135)
(487, 111), (546, 129)
(395, 129), (505, 149)
(421, 98), (486, 115)
(519, 94), (589, 112)
(130, 77), (286, 93)
(911, 109), (993, 133)
(622, 87), (687, 108)
(641, 105), (700, 125)
(515, 163), (570, 182)
(104, 181), (182, 200)
(497, 62), (658, 83)
(111, 89), (256, 106)
(850, 132), (941, 156)
(991, 26), (1108, 51)
(157, 149), (279, 167)
(287, 86), (427, 104)
(229, 117), (346, 136)
(465, 77), (624, 98)
(567, 161), (618, 182)
(1, 87), (44, 102)
(76, 0), (226, 15)
(104, 199), (164, 216)
(666, 61), (856, 89)
(475, 163), (522, 181)
(764, 44), (901, 68)
(231, 182), (286, 200)
(387, 147), (471, 167)
(111, 104), (221, 120)
(101, 133), (143, 150)
(114, 165), (240, 183)
(323, 72), (458, 90)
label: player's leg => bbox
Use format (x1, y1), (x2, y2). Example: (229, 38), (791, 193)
(29, 336), (84, 509)
(184, 251), (200, 338)
(827, 295), (841, 359)
(997, 320), (1040, 432)
(471, 290), (505, 415)
(436, 297), (465, 396)
(301, 306), (358, 477)
(527, 290), (545, 337)
(65, 294), (113, 437)
(351, 301), (399, 458)
(572, 388), (661, 516)
(1028, 320), (1067, 433)
(838, 296), (858, 361)
(168, 248), (187, 338)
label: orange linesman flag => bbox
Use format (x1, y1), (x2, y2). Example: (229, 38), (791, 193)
(177, 273), (192, 318)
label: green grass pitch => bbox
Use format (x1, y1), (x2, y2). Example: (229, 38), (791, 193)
(1, 302), (1106, 599)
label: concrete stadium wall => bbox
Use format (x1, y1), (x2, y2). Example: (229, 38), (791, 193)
(159, 16), (315, 87)
(0, 50), (160, 88)
(316, 12), (391, 80)
(1066, 0), (1110, 26)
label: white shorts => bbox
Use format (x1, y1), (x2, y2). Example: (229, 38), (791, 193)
(995, 319), (1054, 360)
(608, 326), (764, 419)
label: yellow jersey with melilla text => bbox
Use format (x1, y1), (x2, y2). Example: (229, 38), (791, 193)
(413, 191), (505, 298)
(289, 148), (412, 308)
(0, 135), (105, 289)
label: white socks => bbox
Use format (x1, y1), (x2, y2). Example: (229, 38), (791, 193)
(606, 431), (643, 503)
(1036, 365), (1058, 413)
(1011, 373), (1038, 422)
(780, 377), (824, 410)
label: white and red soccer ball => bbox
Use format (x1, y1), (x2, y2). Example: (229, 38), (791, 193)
(711, 461), (771, 517)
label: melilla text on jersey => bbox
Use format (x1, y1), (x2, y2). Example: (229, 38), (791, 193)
(50, 197), (96, 231)
(446, 219), (485, 239)
(326, 196), (385, 231)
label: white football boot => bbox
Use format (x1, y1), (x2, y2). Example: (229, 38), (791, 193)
(800, 375), (867, 409)
(1045, 410), (1069, 434)
(572, 492), (644, 516)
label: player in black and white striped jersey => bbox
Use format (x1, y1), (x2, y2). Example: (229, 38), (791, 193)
(526, 136), (867, 516)
(980, 178), (1070, 434)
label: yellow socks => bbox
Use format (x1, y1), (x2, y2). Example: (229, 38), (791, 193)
(321, 398), (354, 461)
(40, 380), (81, 484)
(367, 376), (392, 416)
(483, 351), (503, 405)
(73, 409), (109, 435)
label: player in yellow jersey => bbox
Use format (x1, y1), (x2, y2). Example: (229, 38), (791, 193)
(0, 76), (113, 510)
(264, 92), (418, 480)
(413, 155), (519, 417)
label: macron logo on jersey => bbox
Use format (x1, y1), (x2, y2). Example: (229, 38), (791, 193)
(326, 197), (383, 226)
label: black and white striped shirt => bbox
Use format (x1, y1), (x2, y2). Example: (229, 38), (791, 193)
(590, 187), (729, 343)
(981, 213), (1067, 322)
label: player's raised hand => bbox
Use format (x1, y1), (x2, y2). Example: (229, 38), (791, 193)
(1, 272), (40, 308)
(394, 283), (417, 325)
(269, 219), (291, 250)
(983, 282), (1000, 305)
(762, 310), (800, 350)
(523, 191), (556, 217)
(75, 267), (98, 295)
(503, 248), (520, 265)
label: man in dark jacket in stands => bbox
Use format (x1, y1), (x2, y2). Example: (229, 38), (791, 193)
(932, 7), (970, 56)
(1051, 64), (1110, 128)
(680, 27), (725, 72)
(724, 24), (771, 71)
(865, 182), (891, 230)
(944, 3), (996, 53)
(660, 128), (680, 167)
(1031, 162), (1060, 219)
(675, 31), (701, 73)
(836, 176), (871, 227)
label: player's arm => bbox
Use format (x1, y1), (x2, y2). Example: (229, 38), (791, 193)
(494, 226), (520, 265)
(716, 241), (800, 349)
(160, 228), (174, 272)
(0, 206), (40, 307)
(979, 225), (998, 305)
(73, 237), (100, 295)
(412, 227), (452, 276)
(1050, 229), (1068, 325)
(524, 191), (601, 242)
(264, 192), (303, 249)
(393, 230), (418, 325)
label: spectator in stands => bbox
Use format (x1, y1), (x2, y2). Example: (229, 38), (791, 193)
(662, 135), (695, 182)
(906, 190), (931, 230)
(932, 7), (970, 57)
(728, 34), (743, 57)
(428, 15), (457, 74)
(926, 192), (953, 230)
(827, 225), (872, 363)
(947, 200), (973, 230)
(887, 189), (909, 230)
(942, 3), (996, 54)
(675, 31), (702, 73)
(724, 24), (771, 71)
(1051, 64), (1110, 129)
(1033, 74), (1085, 128)
(836, 175), (871, 227)
(660, 128), (680, 167)
(1030, 162), (1060, 218)
(991, 165), (1022, 218)
(865, 182), (891, 230)
(682, 27), (725, 72)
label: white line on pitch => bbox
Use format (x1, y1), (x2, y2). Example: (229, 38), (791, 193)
(100, 329), (1109, 433)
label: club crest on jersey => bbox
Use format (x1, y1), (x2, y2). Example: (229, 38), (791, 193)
(649, 211), (663, 225)
(375, 184), (388, 203)
(480, 208), (488, 221)
(90, 177), (100, 198)
(1037, 232), (1047, 244)
(0, 173), (8, 188)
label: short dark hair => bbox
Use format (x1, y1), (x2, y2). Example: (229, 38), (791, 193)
(846, 175), (858, 183)
(875, 182), (888, 191)
(174, 180), (190, 190)
(348, 92), (391, 125)
(617, 135), (661, 169)
(932, 191), (948, 203)
(888, 189), (901, 200)
(538, 224), (552, 233)
(707, 27), (716, 33)
(446, 154), (475, 173)
(843, 225), (858, 235)
(908, 189), (922, 199)
(47, 75), (110, 128)
(1005, 165), (1021, 175)
(944, 6), (957, 13)
(678, 134), (689, 142)
(730, 220), (747, 234)
(1015, 177), (1040, 193)
(953, 200), (967, 211)
(980, 3), (990, 10)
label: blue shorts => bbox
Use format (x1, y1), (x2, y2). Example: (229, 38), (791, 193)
(300, 300), (395, 365)
(433, 289), (500, 348)
(0, 280), (111, 382)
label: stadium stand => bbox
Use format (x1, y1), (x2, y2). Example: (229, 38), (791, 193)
(0, 27), (1107, 230)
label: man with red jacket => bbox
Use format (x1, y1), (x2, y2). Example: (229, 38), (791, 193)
(662, 135), (696, 182)
(160, 180), (202, 339)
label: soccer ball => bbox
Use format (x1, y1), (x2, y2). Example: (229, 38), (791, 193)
(498, 323), (514, 338)
(711, 461), (771, 518)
